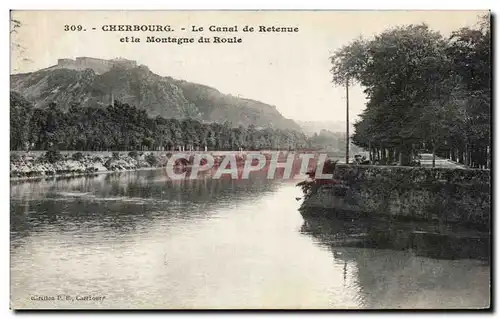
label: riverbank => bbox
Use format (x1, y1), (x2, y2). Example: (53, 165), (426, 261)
(299, 163), (491, 229)
(9, 150), (272, 181)
(10, 151), (186, 181)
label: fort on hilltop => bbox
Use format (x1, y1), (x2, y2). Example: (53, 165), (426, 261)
(56, 57), (137, 74)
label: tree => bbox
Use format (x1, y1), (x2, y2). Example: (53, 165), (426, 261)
(446, 15), (491, 168)
(10, 94), (312, 153)
(11, 17), (32, 72)
(10, 92), (34, 150)
(331, 17), (491, 168)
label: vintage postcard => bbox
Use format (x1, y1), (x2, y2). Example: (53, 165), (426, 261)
(10, 10), (491, 310)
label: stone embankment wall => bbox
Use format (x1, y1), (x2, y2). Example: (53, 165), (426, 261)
(300, 164), (491, 227)
(10, 152), (159, 179)
(9, 151), (257, 180)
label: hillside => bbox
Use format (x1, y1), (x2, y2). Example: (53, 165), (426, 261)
(10, 61), (301, 131)
(171, 79), (300, 130)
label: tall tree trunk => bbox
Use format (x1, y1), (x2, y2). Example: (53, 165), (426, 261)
(482, 147), (487, 169)
(387, 148), (392, 164)
(470, 147), (476, 168)
(368, 141), (372, 163)
(487, 146), (491, 169)
(464, 144), (469, 167)
(432, 143), (436, 168)
(398, 147), (411, 166)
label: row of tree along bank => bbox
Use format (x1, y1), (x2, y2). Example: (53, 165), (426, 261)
(331, 15), (490, 169)
(10, 93), (352, 154)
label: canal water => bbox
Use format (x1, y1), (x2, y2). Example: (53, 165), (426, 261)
(10, 169), (490, 309)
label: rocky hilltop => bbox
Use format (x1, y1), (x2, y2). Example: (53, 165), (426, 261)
(10, 57), (301, 131)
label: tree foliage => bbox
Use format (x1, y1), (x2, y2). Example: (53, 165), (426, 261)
(10, 96), (313, 152)
(331, 16), (491, 168)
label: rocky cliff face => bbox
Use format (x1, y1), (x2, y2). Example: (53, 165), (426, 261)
(10, 66), (200, 119)
(11, 63), (301, 130)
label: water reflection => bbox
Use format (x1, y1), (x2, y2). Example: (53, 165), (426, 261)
(300, 215), (490, 261)
(10, 169), (490, 309)
(11, 169), (280, 245)
(300, 215), (491, 309)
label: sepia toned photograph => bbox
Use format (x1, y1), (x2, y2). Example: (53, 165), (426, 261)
(9, 10), (491, 310)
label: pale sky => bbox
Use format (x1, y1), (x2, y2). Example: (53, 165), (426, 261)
(11, 10), (486, 123)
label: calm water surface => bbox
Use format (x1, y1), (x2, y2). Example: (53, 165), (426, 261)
(10, 169), (490, 309)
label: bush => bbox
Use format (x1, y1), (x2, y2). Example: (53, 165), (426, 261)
(44, 149), (63, 164)
(112, 152), (120, 160)
(145, 153), (158, 166)
(10, 153), (21, 162)
(128, 151), (138, 159)
(72, 152), (84, 161)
